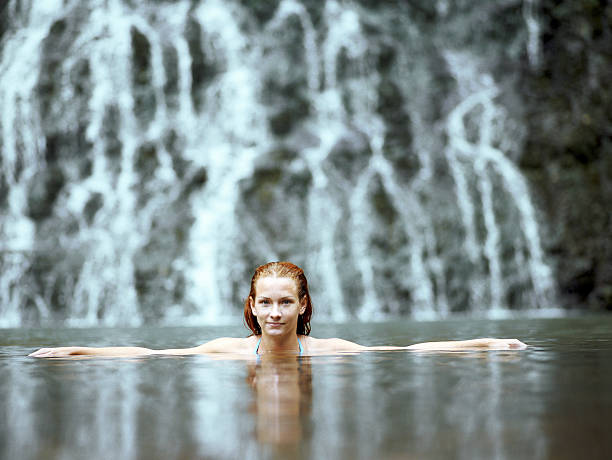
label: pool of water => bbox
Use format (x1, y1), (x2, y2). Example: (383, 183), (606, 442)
(2, 317), (612, 460)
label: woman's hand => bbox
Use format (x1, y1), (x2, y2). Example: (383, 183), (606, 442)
(472, 338), (528, 350)
(29, 347), (88, 358)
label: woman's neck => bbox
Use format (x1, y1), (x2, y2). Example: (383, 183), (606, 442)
(259, 333), (300, 354)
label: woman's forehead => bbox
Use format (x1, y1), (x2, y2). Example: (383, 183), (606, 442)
(255, 276), (298, 296)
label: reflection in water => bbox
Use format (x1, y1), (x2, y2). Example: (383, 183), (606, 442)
(3, 319), (612, 460)
(247, 355), (312, 447)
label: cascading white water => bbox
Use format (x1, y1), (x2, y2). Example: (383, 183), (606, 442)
(444, 52), (555, 314)
(0, 0), (557, 326)
(523, 0), (543, 71)
(0, 0), (65, 325)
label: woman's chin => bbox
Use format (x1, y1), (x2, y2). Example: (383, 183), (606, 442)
(263, 325), (290, 336)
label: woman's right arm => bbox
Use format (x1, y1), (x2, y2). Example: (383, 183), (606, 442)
(28, 346), (154, 358)
(28, 338), (244, 358)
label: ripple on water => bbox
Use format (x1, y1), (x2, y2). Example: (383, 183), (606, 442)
(2, 317), (612, 460)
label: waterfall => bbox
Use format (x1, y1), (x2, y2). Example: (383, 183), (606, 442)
(0, 0), (557, 326)
(523, 0), (543, 72)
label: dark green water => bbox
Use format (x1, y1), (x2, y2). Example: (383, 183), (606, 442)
(2, 317), (612, 460)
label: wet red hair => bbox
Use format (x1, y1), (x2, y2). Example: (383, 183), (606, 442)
(244, 262), (313, 336)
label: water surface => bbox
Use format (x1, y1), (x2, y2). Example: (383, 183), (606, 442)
(2, 317), (612, 460)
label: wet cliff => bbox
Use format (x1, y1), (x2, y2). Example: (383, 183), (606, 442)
(518, 0), (612, 311)
(0, 0), (610, 326)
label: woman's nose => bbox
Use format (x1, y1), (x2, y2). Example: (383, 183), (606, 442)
(270, 304), (281, 317)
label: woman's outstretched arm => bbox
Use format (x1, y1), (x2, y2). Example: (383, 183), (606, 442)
(28, 346), (155, 358)
(28, 338), (247, 358)
(315, 337), (527, 353)
(405, 338), (527, 351)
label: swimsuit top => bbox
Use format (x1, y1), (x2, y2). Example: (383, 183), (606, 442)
(255, 337), (304, 355)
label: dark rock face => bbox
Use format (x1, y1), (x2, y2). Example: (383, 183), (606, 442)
(0, 0), (610, 325)
(518, 0), (612, 310)
(185, 16), (220, 112)
(26, 166), (65, 220)
(237, 147), (312, 260)
(131, 26), (156, 126)
(376, 79), (419, 183)
(325, 128), (371, 183)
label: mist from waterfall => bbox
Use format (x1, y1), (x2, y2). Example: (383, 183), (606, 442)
(0, 0), (558, 327)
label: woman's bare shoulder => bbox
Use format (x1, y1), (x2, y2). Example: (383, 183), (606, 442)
(195, 336), (258, 354)
(301, 336), (365, 353)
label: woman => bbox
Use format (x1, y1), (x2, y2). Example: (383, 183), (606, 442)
(29, 261), (526, 357)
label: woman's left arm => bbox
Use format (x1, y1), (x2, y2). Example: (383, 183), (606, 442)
(320, 337), (527, 353)
(405, 338), (527, 351)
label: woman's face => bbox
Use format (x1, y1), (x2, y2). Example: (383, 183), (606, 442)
(250, 276), (306, 337)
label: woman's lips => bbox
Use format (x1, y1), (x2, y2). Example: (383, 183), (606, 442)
(267, 322), (283, 327)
